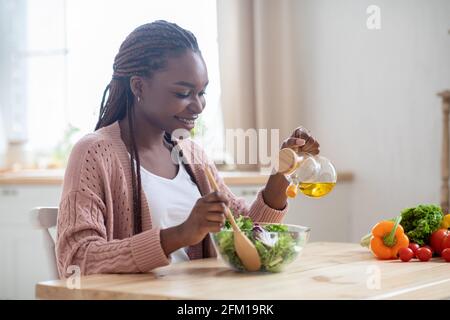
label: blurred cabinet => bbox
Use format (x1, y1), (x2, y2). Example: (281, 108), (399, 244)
(0, 185), (61, 300)
(229, 185), (260, 203)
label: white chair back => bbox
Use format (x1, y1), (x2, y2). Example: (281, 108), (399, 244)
(30, 207), (58, 279)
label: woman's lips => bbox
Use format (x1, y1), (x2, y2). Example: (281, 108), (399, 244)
(174, 115), (197, 128)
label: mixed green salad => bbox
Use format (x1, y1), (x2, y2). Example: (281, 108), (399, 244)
(213, 216), (300, 272)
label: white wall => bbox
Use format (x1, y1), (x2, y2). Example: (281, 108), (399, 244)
(290, 0), (450, 241)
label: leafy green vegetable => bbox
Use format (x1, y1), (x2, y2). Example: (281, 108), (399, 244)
(263, 224), (289, 232)
(224, 214), (253, 231)
(400, 204), (443, 246)
(214, 216), (299, 272)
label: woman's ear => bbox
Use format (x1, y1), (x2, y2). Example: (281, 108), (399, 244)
(129, 76), (144, 99)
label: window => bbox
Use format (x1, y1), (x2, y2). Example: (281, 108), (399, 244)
(0, 0), (224, 167)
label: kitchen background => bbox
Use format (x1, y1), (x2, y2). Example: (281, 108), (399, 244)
(0, 0), (449, 299)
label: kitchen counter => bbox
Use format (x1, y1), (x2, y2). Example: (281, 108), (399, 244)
(0, 169), (353, 186)
(35, 242), (450, 300)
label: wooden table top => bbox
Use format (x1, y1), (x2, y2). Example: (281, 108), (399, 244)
(36, 242), (450, 300)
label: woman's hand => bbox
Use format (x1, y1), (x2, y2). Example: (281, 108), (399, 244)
(281, 126), (320, 155)
(178, 191), (228, 247)
(262, 126), (320, 211)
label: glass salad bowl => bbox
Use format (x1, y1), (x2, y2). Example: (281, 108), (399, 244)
(211, 217), (311, 273)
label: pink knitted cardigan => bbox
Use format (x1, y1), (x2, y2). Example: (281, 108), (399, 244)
(56, 121), (288, 278)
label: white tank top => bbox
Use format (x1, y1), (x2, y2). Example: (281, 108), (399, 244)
(138, 157), (202, 263)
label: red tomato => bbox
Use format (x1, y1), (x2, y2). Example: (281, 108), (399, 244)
(408, 243), (420, 256)
(416, 247), (432, 262)
(423, 245), (434, 255)
(429, 229), (449, 255)
(442, 235), (450, 253)
(398, 247), (414, 262)
(442, 248), (450, 262)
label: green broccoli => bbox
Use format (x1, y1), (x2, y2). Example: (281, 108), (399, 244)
(400, 204), (443, 246)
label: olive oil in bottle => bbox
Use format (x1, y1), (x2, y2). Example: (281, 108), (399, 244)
(298, 182), (336, 198)
(285, 182), (335, 199)
(279, 148), (337, 199)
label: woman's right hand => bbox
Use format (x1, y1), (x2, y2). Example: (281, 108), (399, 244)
(179, 191), (228, 247)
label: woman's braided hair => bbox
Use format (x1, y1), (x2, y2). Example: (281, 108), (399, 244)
(95, 20), (200, 234)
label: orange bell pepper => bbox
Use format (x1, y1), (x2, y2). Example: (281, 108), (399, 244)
(370, 216), (409, 260)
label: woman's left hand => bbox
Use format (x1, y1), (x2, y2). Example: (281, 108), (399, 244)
(280, 126), (320, 155)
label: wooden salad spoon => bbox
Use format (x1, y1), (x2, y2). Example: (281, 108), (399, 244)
(205, 166), (261, 272)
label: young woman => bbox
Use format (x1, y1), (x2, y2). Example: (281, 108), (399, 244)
(56, 20), (319, 278)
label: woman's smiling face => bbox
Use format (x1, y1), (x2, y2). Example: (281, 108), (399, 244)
(131, 50), (208, 134)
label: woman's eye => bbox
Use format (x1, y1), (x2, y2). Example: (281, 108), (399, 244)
(175, 92), (190, 99)
(175, 91), (206, 99)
